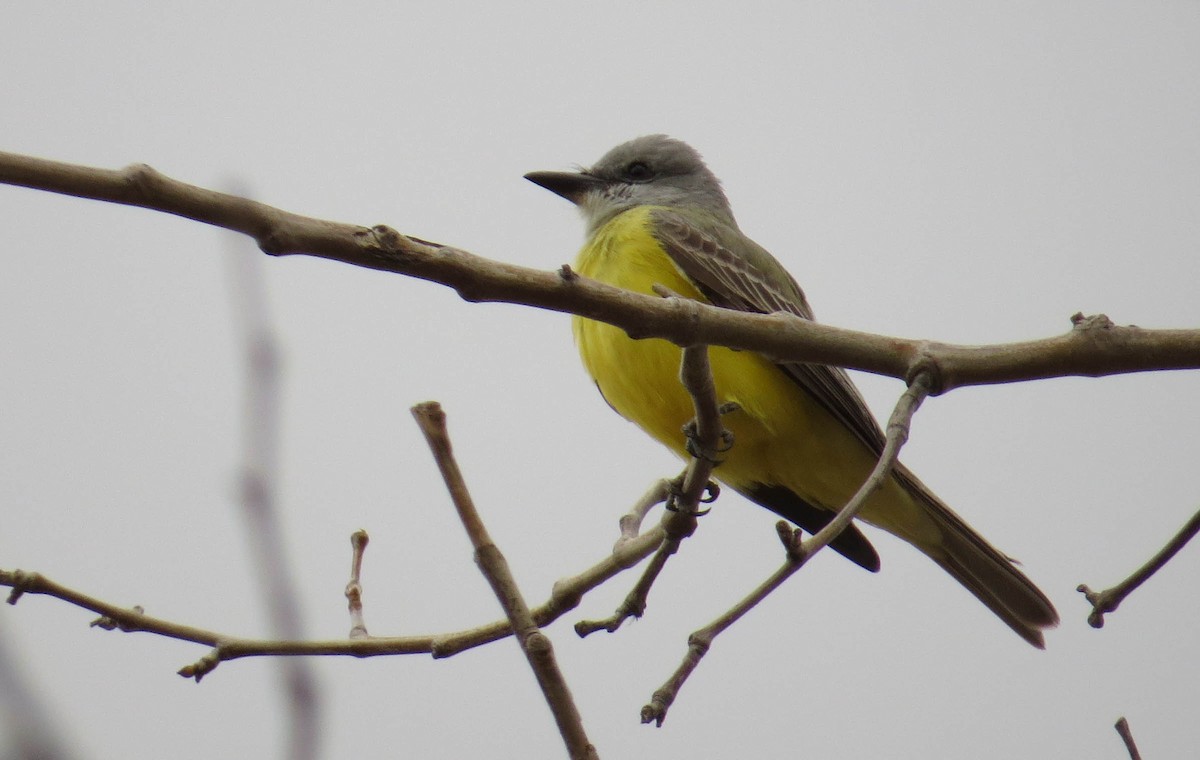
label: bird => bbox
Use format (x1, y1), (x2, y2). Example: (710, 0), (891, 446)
(524, 135), (1058, 647)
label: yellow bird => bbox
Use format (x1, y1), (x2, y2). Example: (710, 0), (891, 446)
(526, 135), (1058, 647)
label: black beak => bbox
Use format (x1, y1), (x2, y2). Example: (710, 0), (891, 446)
(523, 170), (605, 205)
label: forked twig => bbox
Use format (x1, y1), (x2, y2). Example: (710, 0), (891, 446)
(576, 343), (728, 636)
(0, 510), (667, 674)
(641, 372), (933, 726)
(1078, 507), (1200, 628)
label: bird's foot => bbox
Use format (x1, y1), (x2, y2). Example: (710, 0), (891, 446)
(664, 477), (720, 516)
(682, 402), (740, 464)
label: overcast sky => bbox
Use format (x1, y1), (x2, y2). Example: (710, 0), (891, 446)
(2, 3), (1199, 758)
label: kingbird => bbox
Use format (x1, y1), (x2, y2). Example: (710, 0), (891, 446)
(525, 135), (1057, 647)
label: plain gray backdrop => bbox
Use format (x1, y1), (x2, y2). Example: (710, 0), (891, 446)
(2, 3), (1198, 758)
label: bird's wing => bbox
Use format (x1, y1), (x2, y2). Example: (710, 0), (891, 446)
(651, 208), (887, 455)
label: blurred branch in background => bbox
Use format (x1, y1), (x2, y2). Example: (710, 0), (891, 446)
(224, 209), (322, 760)
(0, 617), (76, 760)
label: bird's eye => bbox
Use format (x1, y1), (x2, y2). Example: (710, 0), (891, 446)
(624, 161), (653, 181)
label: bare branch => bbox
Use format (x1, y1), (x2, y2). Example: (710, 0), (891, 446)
(1115, 717), (1143, 760)
(346, 530), (370, 639)
(1, 151), (1198, 391)
(0, 507), (666, 673)
(1078, 506), (1200, 627)
(0, 364), (928, 710)
(411, 402), (597, 760)
(577, 342), (730, 637)
(641, 372), (932, 726)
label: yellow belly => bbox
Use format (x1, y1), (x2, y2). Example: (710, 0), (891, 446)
(572, 207), (929, 540)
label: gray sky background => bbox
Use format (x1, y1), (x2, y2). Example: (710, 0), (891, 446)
(2, 3), (1199, 758)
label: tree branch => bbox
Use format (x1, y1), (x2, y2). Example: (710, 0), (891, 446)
(576, 341), (729, 636)
(1078, 506), (1200, 627)
(1115, 716), (1143, 760)
(1, 151), (1197, 392)
(411, 402), (596, 760)
(345, 530), (370, 639)
(0, 507), (668, 674)
(642, 372), (932, 726)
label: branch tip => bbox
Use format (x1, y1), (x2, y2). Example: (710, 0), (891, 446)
(774, 521), (804, 559)
(1077, 506), (1200, 628)
(1115, 716), (1142, 760)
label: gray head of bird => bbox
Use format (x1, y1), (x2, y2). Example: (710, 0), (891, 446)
(525, 134), (736, 235)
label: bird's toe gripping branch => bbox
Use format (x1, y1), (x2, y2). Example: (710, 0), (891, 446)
(681, 401), (741, 464)
(664, 477), (720, 517)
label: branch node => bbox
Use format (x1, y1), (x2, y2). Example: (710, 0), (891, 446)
(548, 580), (583, 613)
(258, 227), (290, 256)
(642, 284), (702, 345)
(523, 630), (552, 655)
(90, 605), (145, 631)
(774, 521), (805, 561)
(119, 162), (164, 198)
(640, 692), (673, 727)
(4, 569), (38, 604)
(370, 224), (404, 249)
(904, 348), (945, 396)
(1075, 585), (1112, 628)
(1071, 312), (1115, 331)
(178, 648), (222, 683)
(1077, 506), (1200, 628)
(558, 264), (579, 282)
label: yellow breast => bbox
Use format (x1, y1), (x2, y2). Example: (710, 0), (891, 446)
(570, 206), (926, 539)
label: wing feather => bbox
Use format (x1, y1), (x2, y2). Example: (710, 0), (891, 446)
(651, 209), (887, 456)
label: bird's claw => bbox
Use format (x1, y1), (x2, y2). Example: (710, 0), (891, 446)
(682, 403), (740, 464)
(664, 478), (720, 516)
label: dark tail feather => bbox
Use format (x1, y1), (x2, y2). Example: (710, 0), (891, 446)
(742, 483), (881, 572)
(896, 466), (1059, 648)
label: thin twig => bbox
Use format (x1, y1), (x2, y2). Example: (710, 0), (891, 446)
(1115, 717), (1143, 760)
(576, 344), (727, 636)
(346, 531), (370, 639)
(614, 480), (673, 551)
(1, 151), (1198, 391)
(641, 372), (932, 726)
(411, 402), (597, 760)
(0, 506), (666, 674)
(1078, 507), (1200, 627)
